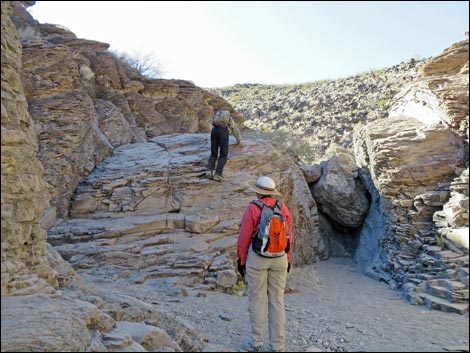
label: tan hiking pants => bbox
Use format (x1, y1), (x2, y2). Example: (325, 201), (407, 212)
(246, 247), (288, 351)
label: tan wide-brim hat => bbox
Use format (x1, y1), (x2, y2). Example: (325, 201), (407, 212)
(246, 176), (281, 196)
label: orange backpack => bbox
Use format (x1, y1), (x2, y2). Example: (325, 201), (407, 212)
(251, 200), (290, 257)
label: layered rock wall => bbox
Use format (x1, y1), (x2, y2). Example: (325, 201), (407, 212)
(1, 1), (57, 296)
(353, 38), (469, 314)
(15, 1), (241, 220)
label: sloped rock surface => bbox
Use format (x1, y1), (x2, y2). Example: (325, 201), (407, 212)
(49, 134), (322, 294)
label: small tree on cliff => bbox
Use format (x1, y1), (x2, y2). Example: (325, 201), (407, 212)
(114, 50), (165, 79)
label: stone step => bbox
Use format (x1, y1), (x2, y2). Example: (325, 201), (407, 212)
(48, 213), (186, 246)
(440, 254), (469, 265)
(435, 250), (468, 261)
(426, 285), (468, 303)
(421, 293), (469, 315)
(427, 279), (467, 291)
(458, 268), (469, 286)
(427, 285), (455, 301)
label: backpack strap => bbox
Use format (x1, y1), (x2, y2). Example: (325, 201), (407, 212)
(251, 199), (281, 209)
(250, 199), (271, 240)
(250, 199), (264, 209)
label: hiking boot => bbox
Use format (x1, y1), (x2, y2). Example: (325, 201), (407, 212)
(213, 174), (224, 182)
(205, 170), (214, 179)
(242, 340), (263, 352)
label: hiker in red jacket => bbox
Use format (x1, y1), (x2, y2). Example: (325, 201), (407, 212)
(237, 176), (293, 352)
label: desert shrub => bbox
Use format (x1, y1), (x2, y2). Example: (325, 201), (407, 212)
(250, 128), (318, 165)
(226, 280), (248, 296)
(112, 50), (165, 79)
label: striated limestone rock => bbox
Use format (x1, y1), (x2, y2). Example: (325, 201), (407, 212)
(1, 0), (57, 296)
(1, 294), (92, 352)
(420, 38), (469, 77)
(353, 36), (469, 313)
(434, 168), (469, 251)
(48, 133), (322, 291)
(389, 38), (469, 163)
(13, 1), (243, 220)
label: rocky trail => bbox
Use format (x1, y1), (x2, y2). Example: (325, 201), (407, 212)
(113, 257), (469, 352)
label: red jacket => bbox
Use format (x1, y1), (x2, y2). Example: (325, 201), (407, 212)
(237, 196), (293, 266)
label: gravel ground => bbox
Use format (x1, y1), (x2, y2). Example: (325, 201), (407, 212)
(150, 257), (469, 352)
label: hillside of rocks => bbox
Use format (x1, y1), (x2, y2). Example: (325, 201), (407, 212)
(1, 1), (468, 352)
(209, 58), (426, 165)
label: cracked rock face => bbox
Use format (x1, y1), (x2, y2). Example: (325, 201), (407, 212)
(1, 0), (57, 296)
(48, 133), (322, 290)
(352, 38), (468, 314)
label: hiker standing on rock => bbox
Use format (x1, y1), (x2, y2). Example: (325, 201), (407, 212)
(205, 110), (241, 182)
(236, 176), (293, 352)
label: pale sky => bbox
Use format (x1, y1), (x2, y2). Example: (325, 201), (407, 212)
(28, 1), (469, 88)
